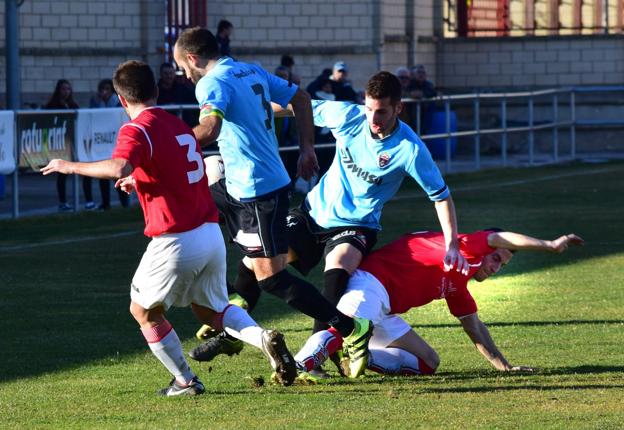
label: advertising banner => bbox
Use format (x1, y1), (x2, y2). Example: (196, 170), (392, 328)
(0, 111), (16, 175)
(75, 108), (128, 162)
(17, 112), (75, 171)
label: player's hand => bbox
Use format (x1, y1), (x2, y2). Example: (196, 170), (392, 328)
(443, 246), (469, 275)
(40, 159), (74, 175)
(550, 234), (584, 253)
(297, 146), (319, 181)
(115, 176), (136, 194)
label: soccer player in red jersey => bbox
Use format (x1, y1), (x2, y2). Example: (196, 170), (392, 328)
(41, 61), (298, 395)
(294, 229), (583, 377)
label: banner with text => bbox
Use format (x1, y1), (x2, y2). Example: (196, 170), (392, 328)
(75, 108), (128, 162)
(0, 111), (16, 175)
(17, 112), (75, 171)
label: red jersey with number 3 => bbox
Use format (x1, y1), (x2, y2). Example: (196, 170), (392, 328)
(359, 231), (495, 317)
(112, 107), (218, 237)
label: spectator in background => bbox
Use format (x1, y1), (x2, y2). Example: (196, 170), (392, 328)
(157, 62), (198, 127)
(329, 61), (361, 103)
(408, 64), (437, 99)
(89, 79), (130, 210)
(280, 54), (295, 73)
(395, 67), (416, 128)
(274, 66), (299, 179)
(306, 68), (332, 99)
(216, 20), (233, 58)
(45, 79), (93, 211)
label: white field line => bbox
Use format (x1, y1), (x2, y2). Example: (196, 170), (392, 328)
(2, 165), (621, 252)
(0, 230), (140, 253)
(392, 166), (621, 201)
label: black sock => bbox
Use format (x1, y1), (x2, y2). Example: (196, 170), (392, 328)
(232, 260), (261, 313)
(313, 268), (352, 333)
(257, 270), (353, 336)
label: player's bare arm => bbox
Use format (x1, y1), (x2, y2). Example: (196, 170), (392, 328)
(459, 313), (535, 372)
(41, 158), (133, 180)
(487, 231), (584, 253)
(271, 102), (293, 118)
(288, 88), (318, 180)
(434, 196), (469, 275)
(193, 114), (222, 148)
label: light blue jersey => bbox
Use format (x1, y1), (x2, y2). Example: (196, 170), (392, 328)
(306, 100), (450, 230)
(195, 57), (297, 200)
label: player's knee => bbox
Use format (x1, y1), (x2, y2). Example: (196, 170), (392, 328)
(204, 155), (225, 186)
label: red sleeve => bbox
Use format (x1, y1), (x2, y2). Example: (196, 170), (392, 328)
(112, 124), (150, 169)
(460, 230), (496, 259)
(445, 282), (478, 317)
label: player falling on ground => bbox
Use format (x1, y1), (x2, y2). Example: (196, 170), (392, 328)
(41, 60), (297, 394)
(173, 27), (373, 377)
(294, 229), (583, 377)
(192, 71), (468, 377)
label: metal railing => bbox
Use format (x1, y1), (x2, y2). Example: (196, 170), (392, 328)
(3, 86), (624, 219)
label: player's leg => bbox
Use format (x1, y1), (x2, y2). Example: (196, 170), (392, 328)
(312, 228), (378, 333)
(366, 315), (439, 375)
(295, 269), (382, 377)
(130, 230), (214, 396)
(186, 223), (297, 385)
(129, 301), (203, 396)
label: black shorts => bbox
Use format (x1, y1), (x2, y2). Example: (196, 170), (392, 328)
(210, 179), (290, 258)
(287, 204), (378, 276)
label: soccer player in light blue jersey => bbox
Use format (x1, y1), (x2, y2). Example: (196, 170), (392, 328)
(174, 28), (373, 376)
(271, 72), (468, 327)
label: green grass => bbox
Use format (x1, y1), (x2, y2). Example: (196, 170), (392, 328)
(1, 161), (623, 429)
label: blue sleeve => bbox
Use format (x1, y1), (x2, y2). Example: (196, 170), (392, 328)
(195, 76), (230, 114)
(311, 100), (363, 131)
(259, 67), (298, 107)
(406, 140), (450, 201)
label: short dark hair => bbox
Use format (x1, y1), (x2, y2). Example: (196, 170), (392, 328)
(217, 19), (233, 34)
(175, 27), (219, 60)
(280, 54), (294, 68)
(365, 71), (402, 104)
(160, 62), (175, 73)
(97, 79), (114, 93)
(113, 60), (157, 104)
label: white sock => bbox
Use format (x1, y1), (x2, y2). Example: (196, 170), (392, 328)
(222, 305), (264, 350)
(368, 347), (420, 375)
(294, 330), (337, 371)
(142, 323), (194, 384)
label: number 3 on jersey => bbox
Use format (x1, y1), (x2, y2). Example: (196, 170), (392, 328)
(176, 134), (205, 184)
(252, 83), (273, 130)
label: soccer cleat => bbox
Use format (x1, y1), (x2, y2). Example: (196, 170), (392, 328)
(261, 330), (297, 387)
(342, 318), (374, 378)
(228, 293), (248, 310)
(85, 201), (96, 210)
(58, 203), (73, 212)
(188, 332), (244, 362)
(158, 376), (205, 397)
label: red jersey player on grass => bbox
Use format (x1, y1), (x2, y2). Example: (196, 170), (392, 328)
(294, 229), (583, 377)
(41, 60), (298, 396)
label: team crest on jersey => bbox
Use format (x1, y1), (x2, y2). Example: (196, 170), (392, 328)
(378, 153), (391, 168)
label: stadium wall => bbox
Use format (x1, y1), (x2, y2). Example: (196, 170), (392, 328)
(0, 0), (164, 108)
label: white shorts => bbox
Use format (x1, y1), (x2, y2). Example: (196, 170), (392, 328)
(337, 269), (412, 348)
(131, 222), (229, 311)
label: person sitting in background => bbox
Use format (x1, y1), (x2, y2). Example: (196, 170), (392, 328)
(157, 62), (198, 127)
(329, 61), (361, 103)
(395, 67), (416, 128)
(89, 79), (129, 210)
(45, 79), (93, 211)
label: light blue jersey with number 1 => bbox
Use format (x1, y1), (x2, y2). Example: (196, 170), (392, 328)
(195, 57), (297, 200)
(306, 100), (450, 230)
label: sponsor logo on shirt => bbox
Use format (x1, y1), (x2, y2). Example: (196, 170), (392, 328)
(232, 69), (257, 79)
(378, 153), (391, 168)
(286, 215), (298, 228)
(340, 147), (383, 185)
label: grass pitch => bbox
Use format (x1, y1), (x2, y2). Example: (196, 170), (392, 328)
(1, 161), (623, 429)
